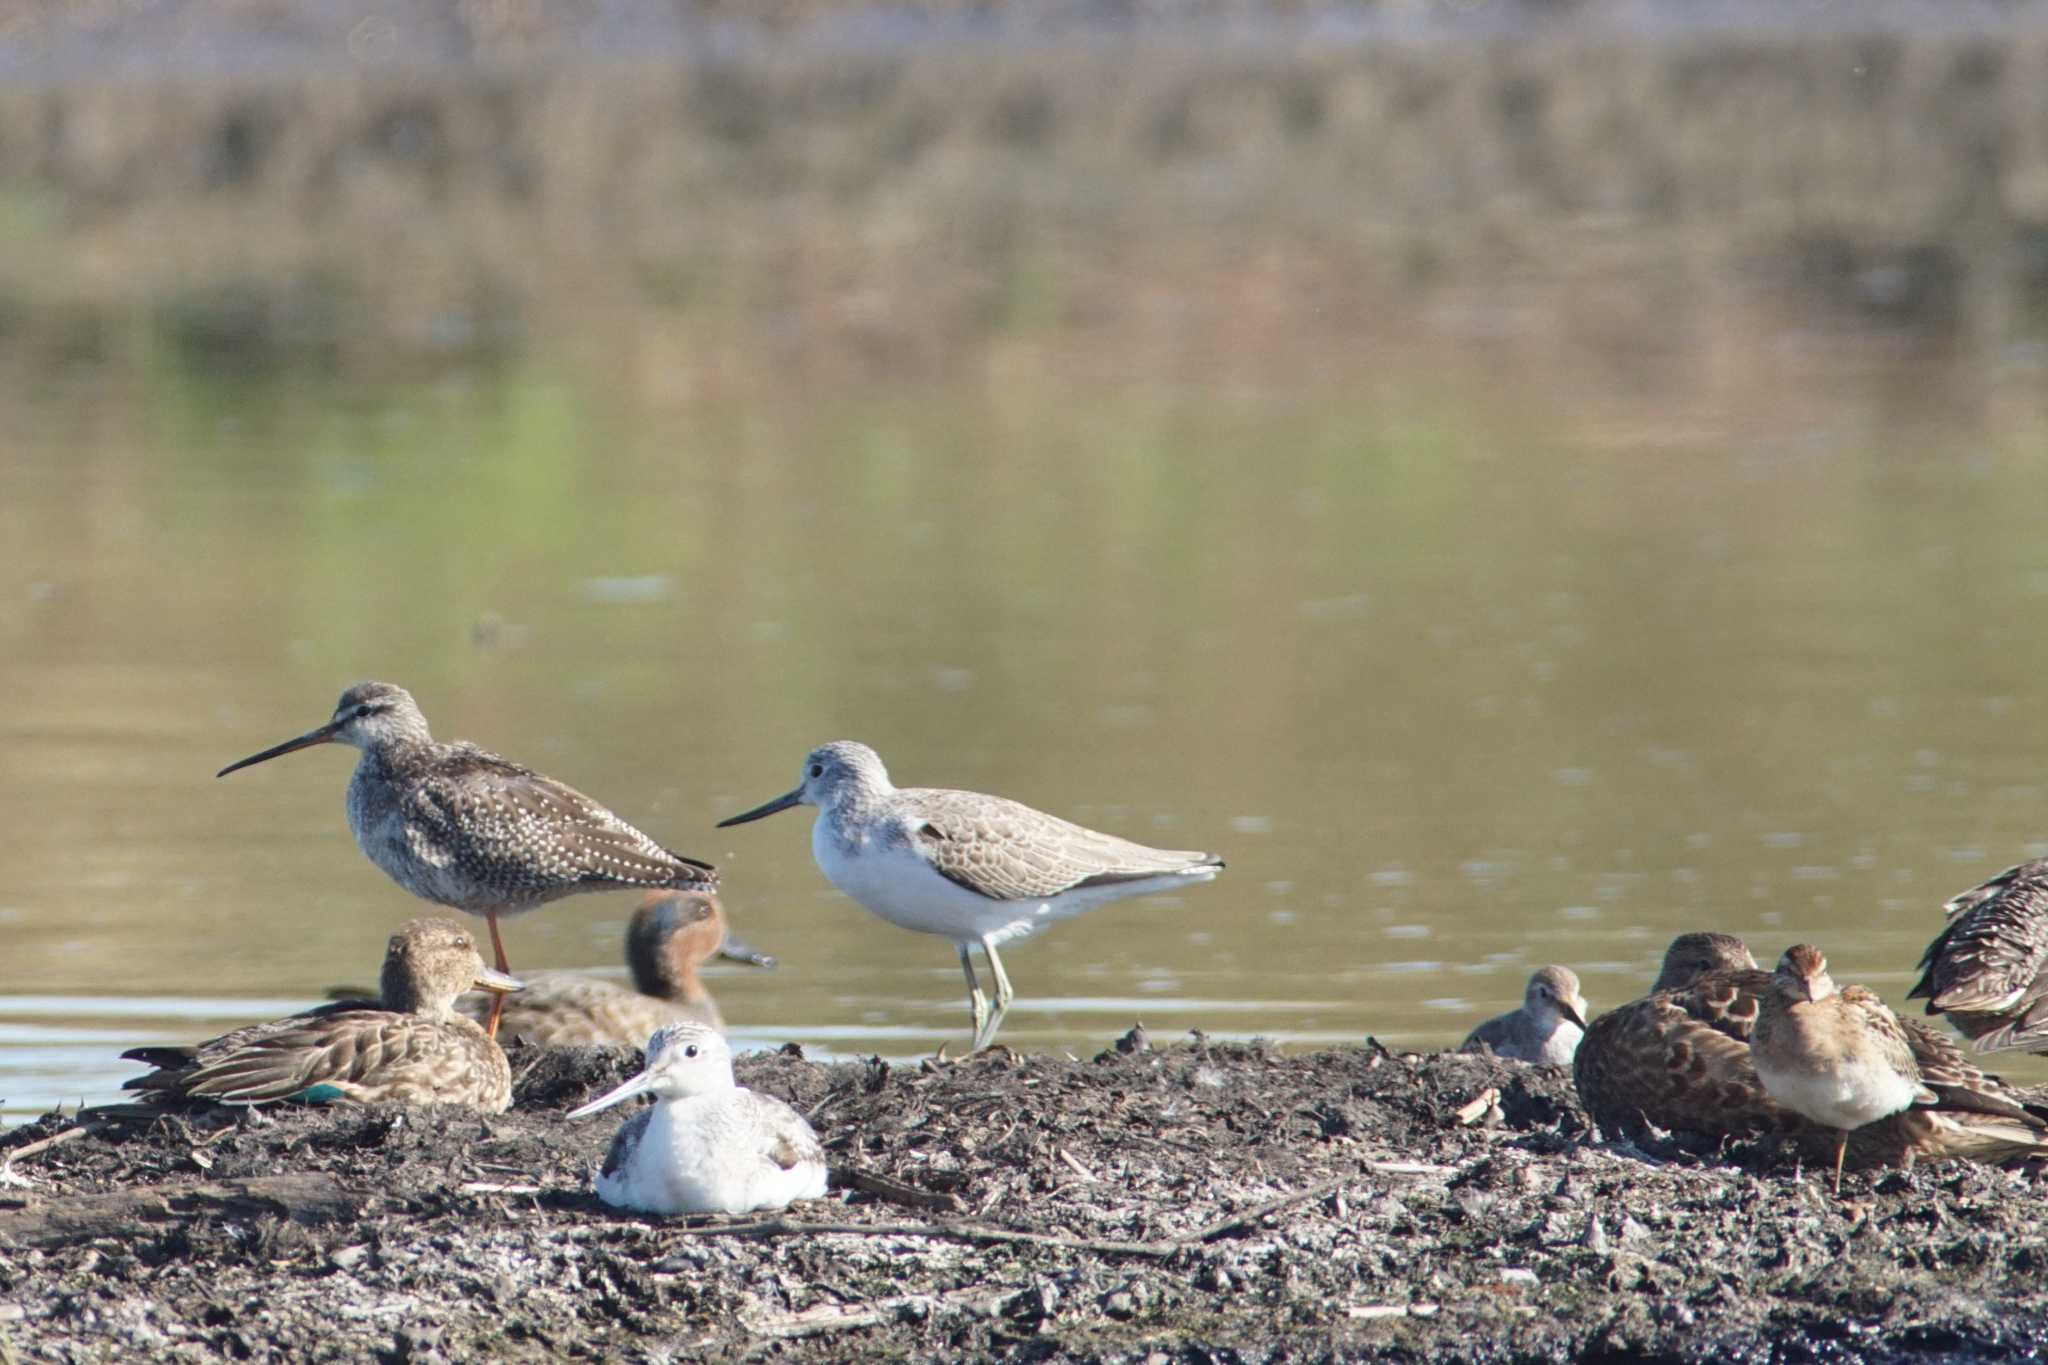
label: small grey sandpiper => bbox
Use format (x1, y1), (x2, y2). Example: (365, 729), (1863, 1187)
(717, 740), (1223, 1053)
(119, 918), (523, 1111)
(1460, 965), (1588, 1066)
(217, 681), (718, 1038)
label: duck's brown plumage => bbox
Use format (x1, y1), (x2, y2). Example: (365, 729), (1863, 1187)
(120, 918), (517, 1112)
(1575, 932), (2048, 1171)
(459, 890), (733, 1046)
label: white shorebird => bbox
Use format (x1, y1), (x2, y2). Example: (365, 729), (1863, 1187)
(717, 740), (1225, 1052)
(566, 1022), (828, 1215)
(1460, 966), (1588, 1065)
(1752, 944), (1936, 1194)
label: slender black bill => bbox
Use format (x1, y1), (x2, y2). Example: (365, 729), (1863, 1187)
(716, 788), (804, 828)
(216, 720), (344, 777)
(1561, 1000), (1589, 1031)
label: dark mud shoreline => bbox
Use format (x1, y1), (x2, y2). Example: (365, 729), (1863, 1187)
(5, 1035), (2048, 1362)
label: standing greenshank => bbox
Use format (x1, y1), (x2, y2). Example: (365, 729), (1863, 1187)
(119, 918), (523, 1111)
(566, 1021), (828, 1215)
(216, 681), (719, 1039)
(717, 740), (1224, 1052)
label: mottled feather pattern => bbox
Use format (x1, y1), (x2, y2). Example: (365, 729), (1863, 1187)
(904, 789), (1220, 902)
(1911, 860), (2048, 1050)
(131, 1010), (509, 1110)
(1576, 949), (2048, 1169)
(386, 745), (716, 909)
(460, 971), (722, 1046)
(602, 1108), (653, 1181)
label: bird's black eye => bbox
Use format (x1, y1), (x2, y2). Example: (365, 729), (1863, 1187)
(684, 1044), (700, 1058)
(809, 764), (824, 779)
(355, 704), (375, 719)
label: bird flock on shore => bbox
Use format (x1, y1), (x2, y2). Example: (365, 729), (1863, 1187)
(68, 681), (2048, 1213)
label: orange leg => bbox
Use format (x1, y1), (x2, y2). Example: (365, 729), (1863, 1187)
(484, 909), (511, 1041)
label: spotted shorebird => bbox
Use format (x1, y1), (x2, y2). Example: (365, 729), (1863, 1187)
(460, 889), (760, 1046)
(717, 740), (1224, 1053)
(1911, 859), (2048, 1052)
(566, 1021), (828, 1215)
(217, 682), (718, 1039)
(119, 918), (522, 1111)
(1574, 932), (2048, 1179)
(1461, 966), (1588, 1065)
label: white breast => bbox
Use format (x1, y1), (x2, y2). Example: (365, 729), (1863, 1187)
(595, 1094), (827, 1216)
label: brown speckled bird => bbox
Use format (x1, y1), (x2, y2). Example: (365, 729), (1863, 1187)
(217, 681), (718, 1039)
(1911, 859), (2048, 1052)
(459, 889), (750, 1045)
(119, 918), (522, 1111)
(1574, 931), (2048, 1176)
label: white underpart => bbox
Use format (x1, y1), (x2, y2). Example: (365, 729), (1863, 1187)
(1754, 1052), (1925, 1131)
(594, 1091), (827, 1216)
(812, 812), (1217, 948)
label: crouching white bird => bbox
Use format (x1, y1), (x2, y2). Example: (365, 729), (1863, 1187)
(566, 1022), (828, 1215)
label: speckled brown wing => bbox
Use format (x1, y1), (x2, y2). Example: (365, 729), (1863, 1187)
(156, 1013), (511, 1112)
(1910, 860), (2048, 1051)
(121, 999), (380, 1087)
(1677, 968), (1771, 1043)
(403, 747), (716, 905)
(1838, 987), (1935, 1099)
(1573, 991), (1797, 1142)
(908, 788), (1220, 902)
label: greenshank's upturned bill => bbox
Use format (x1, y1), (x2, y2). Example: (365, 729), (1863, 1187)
(1460, 965), (1588, 1066)
(566, 1022), (828, 1215)
(217, 681), (718, 1039)
(120, 917), (522, 1110)
(718, 740), (1223, 1053)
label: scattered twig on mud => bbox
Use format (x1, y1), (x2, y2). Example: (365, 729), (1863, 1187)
(0, 1174), (363, 1249)
(676, 1176), (1353, 1260)
(742, 1283), (1028, 1342)
(1455, 1089), (1501, 1126)
(460, 1182), (543, 1197)
(1364, 1159), (1456, 1177)
(833, 1167), (965, 1214)
(0, 1124), (103, 1186)
(1183, 1176), (1347, 1243)
(1347, 1303), (1439, 1320)
(1057, 1148), (1100, 1183)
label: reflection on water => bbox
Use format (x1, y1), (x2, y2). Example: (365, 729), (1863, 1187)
(8, 311), (2048, 1122)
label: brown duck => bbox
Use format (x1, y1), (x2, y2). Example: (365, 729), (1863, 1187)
(458, 889), (748, 1045)
(120, 918), (523, 1112)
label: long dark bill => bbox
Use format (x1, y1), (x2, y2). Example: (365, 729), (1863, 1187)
(715, 788), (803, 828)
(216, 721), (344, 778)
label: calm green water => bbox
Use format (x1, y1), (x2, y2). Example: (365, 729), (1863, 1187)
(6, 340), (2048, 1119)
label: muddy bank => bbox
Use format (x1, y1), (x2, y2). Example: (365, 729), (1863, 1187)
(4, 1033), (2048, 1362)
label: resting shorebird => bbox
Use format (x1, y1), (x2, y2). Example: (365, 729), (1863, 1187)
(460, 889), (759, 1046)
(566, 1021), (828, 1215)
(717, 740), (1224, 1053)
(1574, 932), (2048, 1179)
(1752, 944), (1937, 1194)
(217, 682), (718, 1039)
(1911, 859), (2048, 1052)
(120, 918), (522, 1111)
(1461, 966), (1588, 1065)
